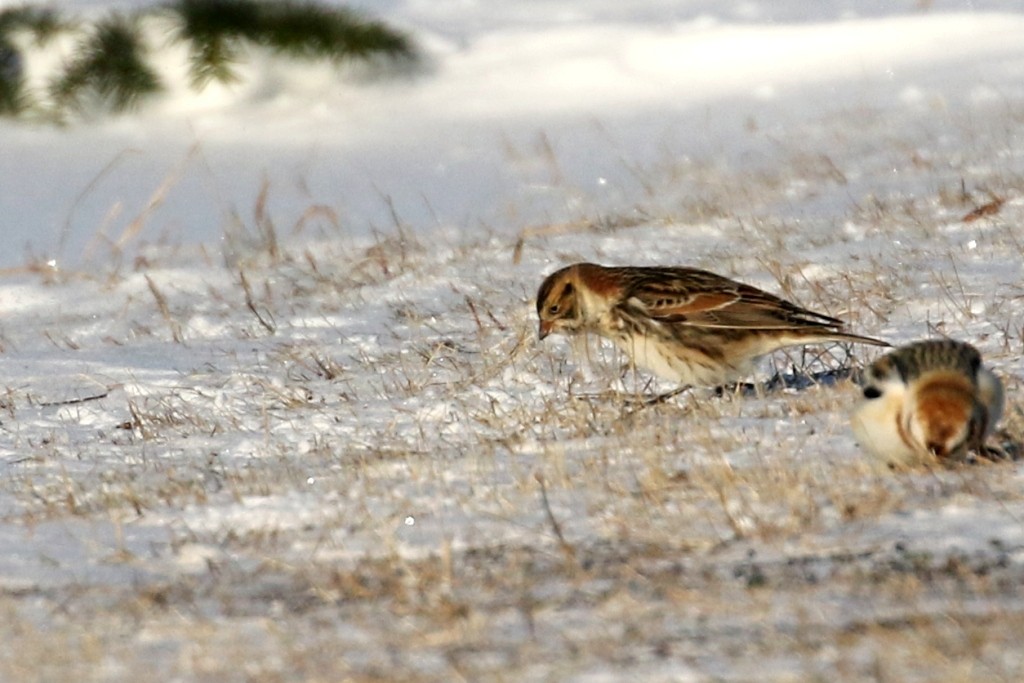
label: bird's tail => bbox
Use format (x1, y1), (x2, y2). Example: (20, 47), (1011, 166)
(826, 331), (891, 347)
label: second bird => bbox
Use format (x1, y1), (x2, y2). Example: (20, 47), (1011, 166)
(536, 262), (888, 387)
(851, 339), (1004, 467)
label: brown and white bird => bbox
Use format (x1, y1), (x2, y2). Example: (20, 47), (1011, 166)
(851, 339), (1004, 468)
(535, 262), (888, 387)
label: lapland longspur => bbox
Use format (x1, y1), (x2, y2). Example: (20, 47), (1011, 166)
(536, 262), (888, 387)
(851, 339), (1004, 468)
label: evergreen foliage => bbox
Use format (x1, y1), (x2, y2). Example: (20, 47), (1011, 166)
(0, 6), (62, 42)
(166, 0), (259, 86)
(0, 2), (416, 120)
(0, 40), (24, 115)
(52, 15), (162, 114)
(0, 6), (62, 115)
(167, 0), (414, 87)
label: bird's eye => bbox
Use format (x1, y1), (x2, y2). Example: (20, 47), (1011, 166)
(863, 387), (882, 399)
(548, 304), (560, 315)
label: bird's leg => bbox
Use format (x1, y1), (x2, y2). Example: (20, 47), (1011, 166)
(571, 383), (691, 410)
(974, 428), (1021, 462)
(641, 384), (693, 406)
(713, 382), (759, 398)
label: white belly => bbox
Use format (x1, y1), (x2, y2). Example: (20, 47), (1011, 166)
(851, 388), (920, 468)
(612, 332), (750, 386)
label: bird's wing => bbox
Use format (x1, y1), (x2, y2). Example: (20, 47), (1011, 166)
(623, 270), (841, 330)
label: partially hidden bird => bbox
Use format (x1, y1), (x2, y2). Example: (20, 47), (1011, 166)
(851, 339), (1004, 468)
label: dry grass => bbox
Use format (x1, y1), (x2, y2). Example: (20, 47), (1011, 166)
(3, 97), (1024, 682)
(1, 528), (1023, 682)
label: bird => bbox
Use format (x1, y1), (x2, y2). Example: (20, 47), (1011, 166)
(851, 339), (1004, 468)
(535, 262), (888, 387)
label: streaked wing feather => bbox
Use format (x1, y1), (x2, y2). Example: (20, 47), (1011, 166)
(623, 270), (842, 330)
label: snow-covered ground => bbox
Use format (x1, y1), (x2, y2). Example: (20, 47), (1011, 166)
(3, 1), (1024, 680)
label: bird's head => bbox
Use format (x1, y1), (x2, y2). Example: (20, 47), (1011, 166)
(536, 266), (584, 340)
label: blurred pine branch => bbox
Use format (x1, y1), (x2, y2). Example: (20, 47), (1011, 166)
(0, 6), (65, 115)
(52, 15), (163, 114)
(0, 6), (63, 42)
(0, 39), (25, 115)
(168, 0), (415, 88)
(0, 1), (416, 120)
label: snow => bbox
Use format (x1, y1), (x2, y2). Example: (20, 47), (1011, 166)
(2, 0), (1024, 680)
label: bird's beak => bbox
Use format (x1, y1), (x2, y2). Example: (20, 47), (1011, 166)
(538, 320), (553, 340)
